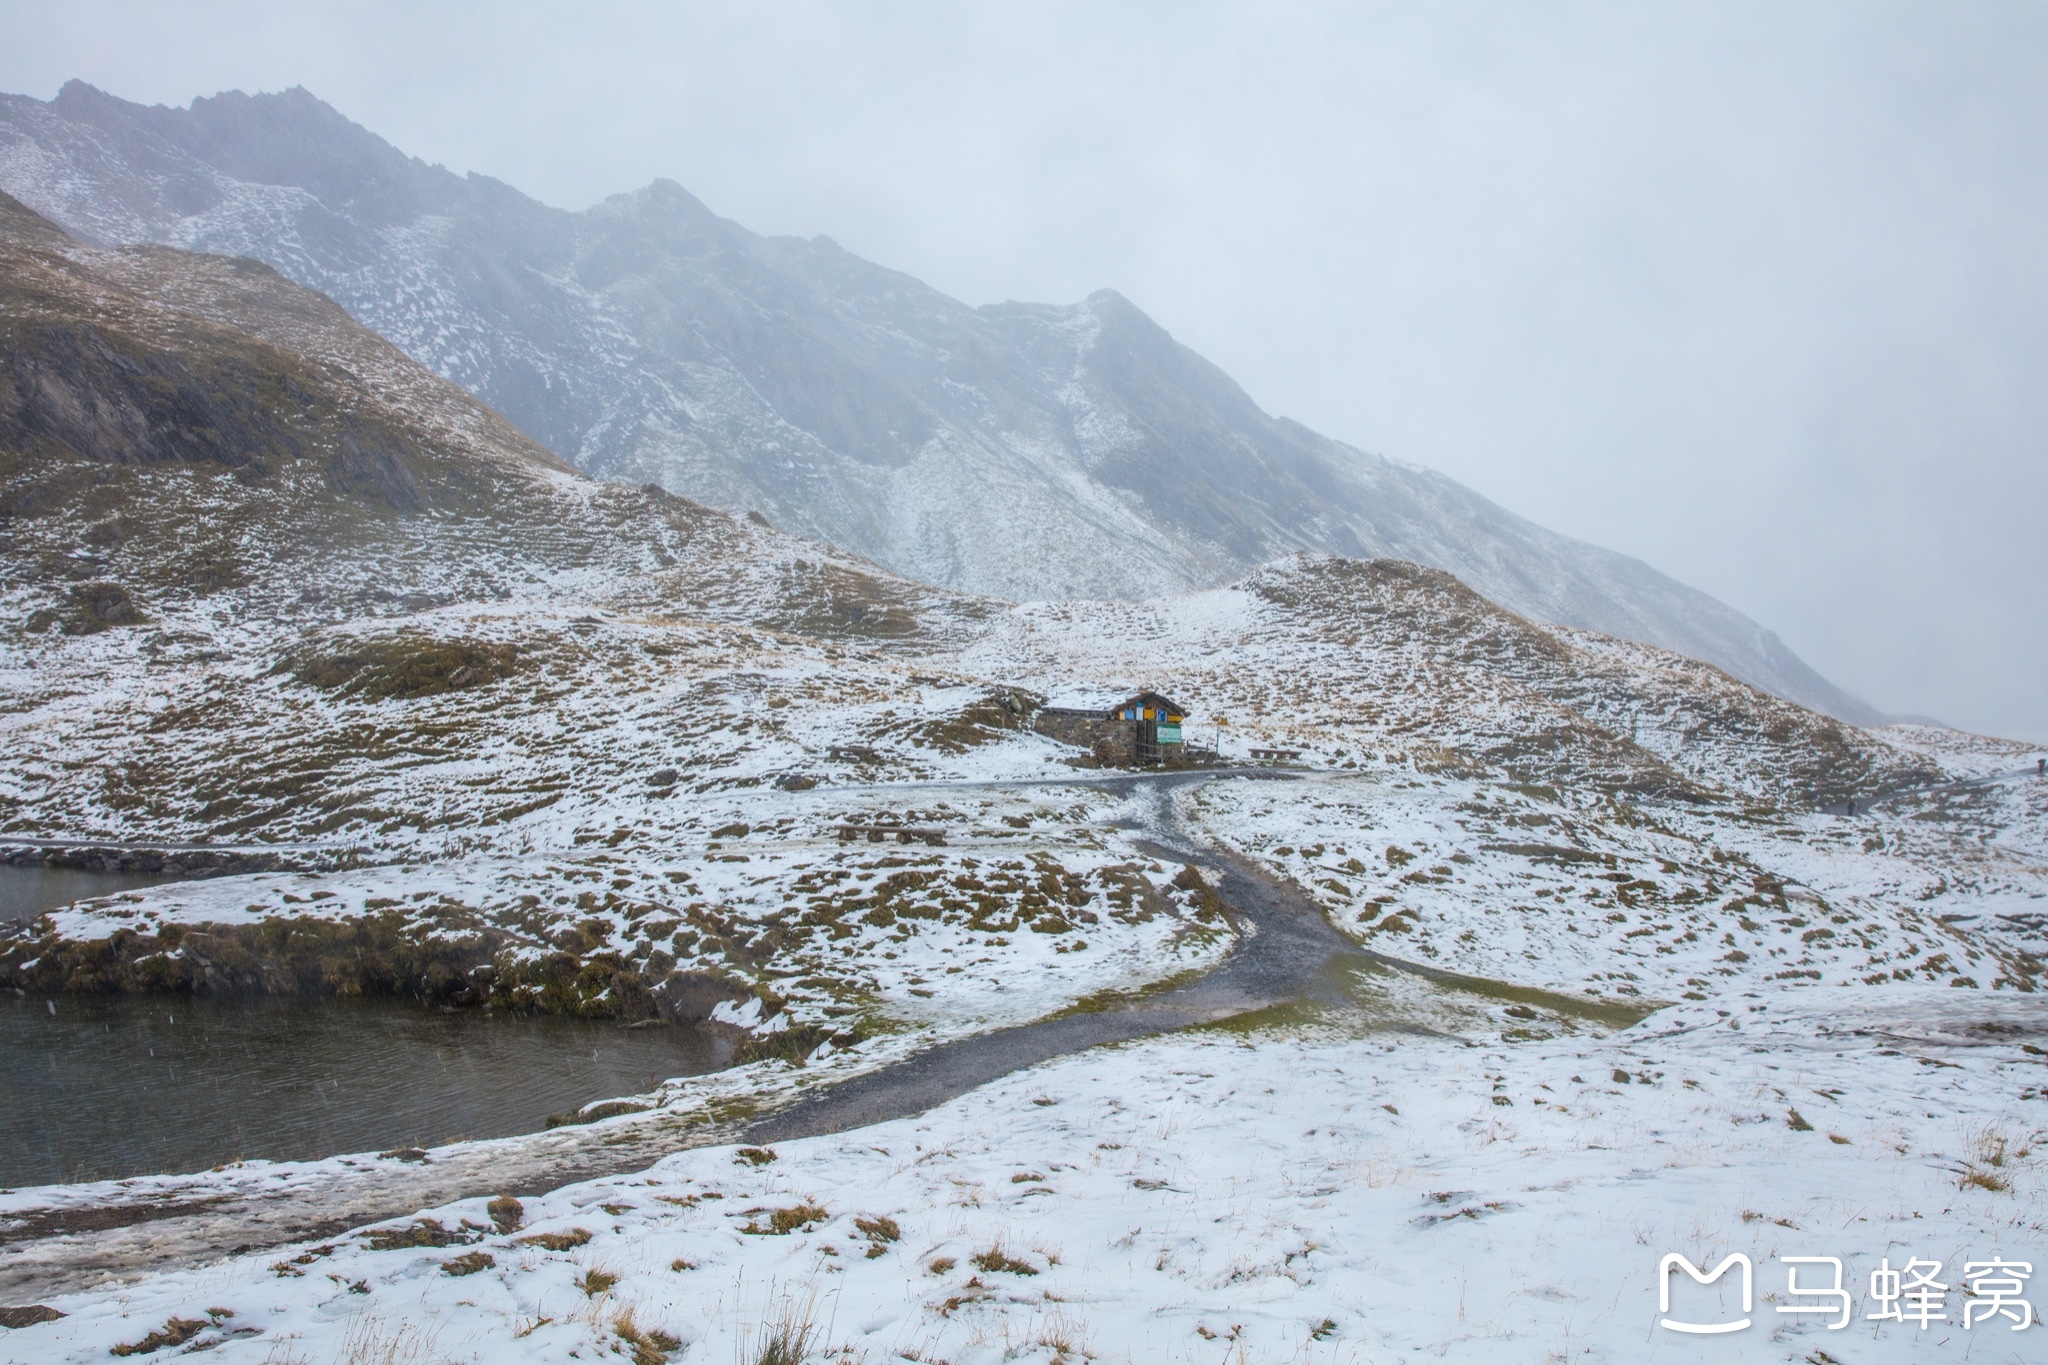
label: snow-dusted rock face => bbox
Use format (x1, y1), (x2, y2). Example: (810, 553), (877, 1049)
(0, 80), (1880, 723)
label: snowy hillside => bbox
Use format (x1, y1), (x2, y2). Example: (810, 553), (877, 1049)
(4, 196), (2046, 1362)
(0, 189), (1222, 1082)
(0, 80), (1880, 723)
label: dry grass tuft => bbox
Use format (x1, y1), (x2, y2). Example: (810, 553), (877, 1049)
(487, 1195), (524, 1234)
(516, 1227), (593, 1252)
(739, 1294), (818, 1365)
(360, 1217), (468, 1251)
(741, 1202), (829, 1236)
(1960, 1126), (2027, 1193)
(576, 1266), (621, 1297)
(331, 1312), (440, 1365)
(111, 1317), (208, 1356)
(971, 1242), (1041, 1276)
(611, 1304), (683, 1364)
(1034, 1304), (1092, 1362)
(854, 1214), (901, 1257)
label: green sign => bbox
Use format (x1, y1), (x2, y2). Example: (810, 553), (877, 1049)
(1156, 723), (1183, 743)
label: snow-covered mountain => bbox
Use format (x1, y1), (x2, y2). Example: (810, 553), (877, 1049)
(0, 80), (1879, 722)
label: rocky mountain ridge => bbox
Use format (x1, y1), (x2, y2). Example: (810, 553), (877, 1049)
(0, 79), (1882, 723)
(0, 187), (977, 657)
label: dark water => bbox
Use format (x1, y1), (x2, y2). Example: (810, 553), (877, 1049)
(1, 862), (184, 923)
(0, 994), (727, 1188)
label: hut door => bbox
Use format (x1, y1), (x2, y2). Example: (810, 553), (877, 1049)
(1137, 715), (1159, 764)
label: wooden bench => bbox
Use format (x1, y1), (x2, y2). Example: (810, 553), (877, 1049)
(1248, 747), (1302, 761)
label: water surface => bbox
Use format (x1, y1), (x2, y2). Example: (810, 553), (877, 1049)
(1, 863), (182, 923)
(1, 993), (726, 1188)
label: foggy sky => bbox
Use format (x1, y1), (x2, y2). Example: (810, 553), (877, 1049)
(4, 1), (2043, 741)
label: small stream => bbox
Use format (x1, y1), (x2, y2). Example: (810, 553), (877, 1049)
(1, 994), (727, 1189)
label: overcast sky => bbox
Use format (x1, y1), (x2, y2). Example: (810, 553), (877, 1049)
(4, 1), (2044, 741)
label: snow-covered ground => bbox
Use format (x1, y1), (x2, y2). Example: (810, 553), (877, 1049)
(29, 780), (1232, 1053)
(10, 166), (2048, 1364)
(7, 581), (2046, 1361)
(8, 985), (2044, 1364)
(1191, 768), (2048, 1002)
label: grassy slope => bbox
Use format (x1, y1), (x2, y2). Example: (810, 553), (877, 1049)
(0, 194), (1207, 1044)
(1, 190), (2040, 1041)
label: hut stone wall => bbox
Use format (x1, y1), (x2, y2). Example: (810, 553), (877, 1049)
(1034, 709), (1139, 765)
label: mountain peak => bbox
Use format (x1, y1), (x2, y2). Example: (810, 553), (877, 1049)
(51, 77), (131, 115)
(583, 178), (728, 238)
(640, 176), (703, 203)
(38, 79), (458, 228)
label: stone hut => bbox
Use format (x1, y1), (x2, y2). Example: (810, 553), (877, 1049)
(1033, 689), (1187, 766)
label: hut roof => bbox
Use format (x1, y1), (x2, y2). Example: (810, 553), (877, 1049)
(1042, 686), (1138, 713)
(1041, 688), (1186, 718)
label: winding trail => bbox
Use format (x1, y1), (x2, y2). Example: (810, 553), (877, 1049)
(747, 771), (1370, 1142)
(1821, 762), (2044, 816)
(0, 771), (1413, 1302)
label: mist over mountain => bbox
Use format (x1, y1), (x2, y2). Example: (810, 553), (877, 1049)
(0, 79), (1878, 723)
(0, 184), (963, 656)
